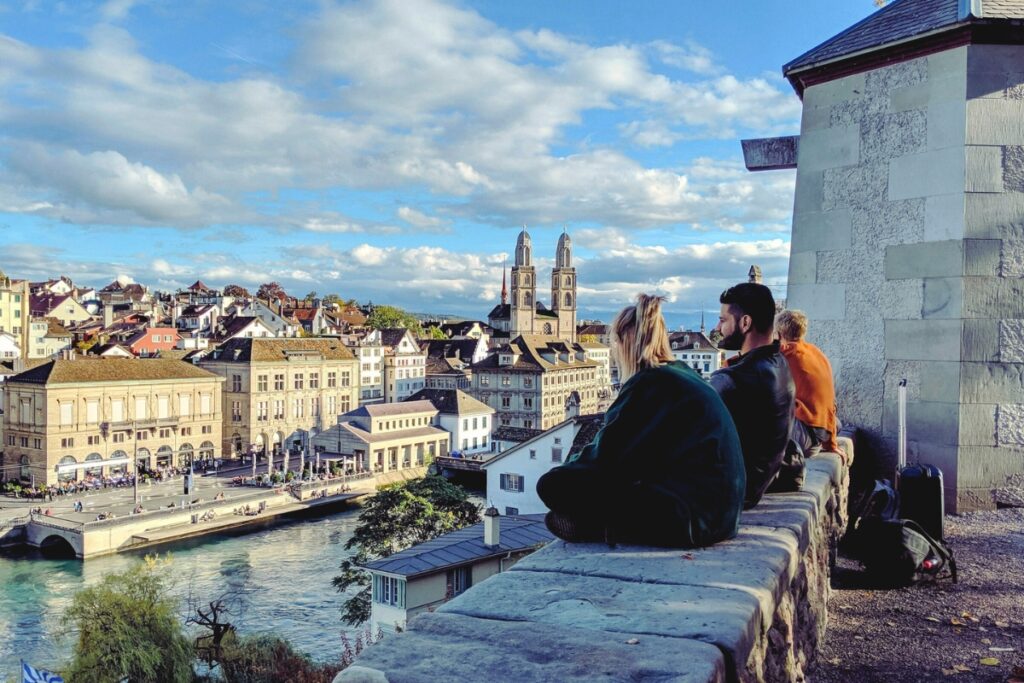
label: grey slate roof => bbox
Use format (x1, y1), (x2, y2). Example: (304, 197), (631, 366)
(786, 0), (1024, 76)
(405, 388), (493, 416)
(361, 515), (554, 578)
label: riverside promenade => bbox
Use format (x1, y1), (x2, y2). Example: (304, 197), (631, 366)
(0, 463), (427, 559)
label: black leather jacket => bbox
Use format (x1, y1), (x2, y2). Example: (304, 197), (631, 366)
(709, 342), (795, 509)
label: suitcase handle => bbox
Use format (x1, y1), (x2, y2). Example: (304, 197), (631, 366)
(897, 378), (907, 477)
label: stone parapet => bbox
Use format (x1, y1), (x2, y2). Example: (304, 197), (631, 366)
(336, 444), (851, 683)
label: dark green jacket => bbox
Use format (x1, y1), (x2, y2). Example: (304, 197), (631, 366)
(565, 361), (745, 546)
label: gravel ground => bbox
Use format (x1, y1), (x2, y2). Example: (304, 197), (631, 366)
(810, 508), (1024, 682)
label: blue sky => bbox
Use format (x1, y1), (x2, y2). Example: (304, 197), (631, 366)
(0, 0), (877, 328)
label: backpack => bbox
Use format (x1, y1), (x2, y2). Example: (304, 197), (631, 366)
(854, 517), (957, 587)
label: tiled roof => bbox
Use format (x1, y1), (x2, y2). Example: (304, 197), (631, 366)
(45, 318), (71, 337)
(491, 426), (544, 443)
(361, 515), (554, 578)
(785, 0), (1024, 77)
(379, 328), (415, 347)
(419, 338), (479, 361)
(333, 421), (445, 445)
(8, 358), (220, 385)
(202, 337), (356, 363)
(212, 315), (262, 340)
(405, 388), (493, 416)
(472, 335), (598, 374)
(568, 413), (605, 457)
(346, 400), (437, 419)
(668, 330), (719, 351)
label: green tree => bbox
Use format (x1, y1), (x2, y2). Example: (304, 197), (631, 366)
(322, 293), (343, 307)
(333, 476), (480, 625)
(219, 634), (341, 683)
(422, 325), (448, 340)
(256, 282), (286, 301)
(578, 333), (600, 344)
(303, 290), (318, 302)
(63, 556), (193, 683)
(366, 305), (423, 335)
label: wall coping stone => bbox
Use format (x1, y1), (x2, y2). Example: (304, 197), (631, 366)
(336, 443), (852, 683)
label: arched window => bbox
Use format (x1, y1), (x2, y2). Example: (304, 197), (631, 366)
(562, 249), (570, 267)
(200, 441), (216, 459)
(57, 455), (76, 482)
(110, 450), (128, 475)
(179, 443), (194, 466)
(564, 275), (571, 287)
(525, 292), (533, 307)
(136, 447), (152, 472)
(156, 445), (174, 467)
(543, 323), (552, 334)
(20, 455), (30, 481)
(524, 273), (530, 286)
(84, 452), (103, 477)
(564, 293), (573, 308)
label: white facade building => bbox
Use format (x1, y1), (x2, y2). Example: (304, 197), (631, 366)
(406, 388), (495, 456)
(381, 328), (426, 403)
(482, 414), (602, 516)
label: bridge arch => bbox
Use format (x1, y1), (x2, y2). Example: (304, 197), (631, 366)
(39, 534), (76, 559)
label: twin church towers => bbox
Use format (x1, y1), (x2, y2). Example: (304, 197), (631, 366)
(500, 228), (576, 343)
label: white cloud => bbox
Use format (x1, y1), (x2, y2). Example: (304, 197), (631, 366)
(0, 0), (800, 232)
(397, 206), (447, 229)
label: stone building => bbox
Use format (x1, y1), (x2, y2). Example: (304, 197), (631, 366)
(199, 338), (360, 459)
(487, 229), (577, 344)
(750, 0), (1024, 510)
(2, 357), (223, 485)
(470, 335), (599, 430)
(311, 400), (449, 474)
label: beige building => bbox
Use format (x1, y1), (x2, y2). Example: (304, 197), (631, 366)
(380, 329), (426, 403)
(199, 338), (360, 459)
(470, 335), (599, 431)
(2, 357), (223, 485)
(0, 272), (29, 358)
(311, 400), (449, 474)
(28, 318), (73, 359)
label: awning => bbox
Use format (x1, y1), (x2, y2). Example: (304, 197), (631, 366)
(56, 457), (131, 474)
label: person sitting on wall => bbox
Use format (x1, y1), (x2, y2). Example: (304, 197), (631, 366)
(775, 309), (842, 461)
(536, 293), (746, 548)
(710, 283), (796, 509)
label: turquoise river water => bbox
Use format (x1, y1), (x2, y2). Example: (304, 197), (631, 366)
(0, 507), (364, 679)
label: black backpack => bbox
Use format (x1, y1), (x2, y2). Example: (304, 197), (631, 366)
(850, 480), (957, 587)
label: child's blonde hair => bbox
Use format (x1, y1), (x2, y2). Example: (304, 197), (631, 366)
(611, 293), (674, 383)
(775, 309), (808, 342)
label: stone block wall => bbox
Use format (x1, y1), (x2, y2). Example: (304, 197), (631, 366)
(336, 448), (851, 683)
(789, 44), (1024, 510)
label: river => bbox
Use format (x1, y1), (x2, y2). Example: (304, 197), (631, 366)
(0, 507), (364, 678)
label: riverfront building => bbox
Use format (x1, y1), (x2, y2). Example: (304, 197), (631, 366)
(311, 400), (449, 474)
(405, 388), (495, 455)
(362, 509), (554, 632)
(470, 335), (599, 430)
(1, 357), (223, 485)
(199, 337), (360, 459)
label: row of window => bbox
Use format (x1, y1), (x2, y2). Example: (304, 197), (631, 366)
(478, 370), (597, 388)
(252, 395), (351, 422)
(38, 393), (216, 427)
(461, 416), (488, 431)
(247, 370), (351, 393)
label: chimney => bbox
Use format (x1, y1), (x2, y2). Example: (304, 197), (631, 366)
(103, 304), (113, 328)
(483, 506), (500, 548)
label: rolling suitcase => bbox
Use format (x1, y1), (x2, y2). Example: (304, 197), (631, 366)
(896, 379), (946, 541)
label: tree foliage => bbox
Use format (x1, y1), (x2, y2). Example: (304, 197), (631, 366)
(333, 476), (480, 625)
(218, 634), (341, 683)
(365, 305), (423, 335)
(303, 291), (318, 302)
(256, 282), (286, 301)
(578, 333), (600, 344)
(62, 556), (194, 683)
(422, 324), (448, 340)
(224, 284), (251, 298)
(322, 293), (343, 308)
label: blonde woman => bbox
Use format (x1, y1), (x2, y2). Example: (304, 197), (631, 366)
(537, 294), (746, 548)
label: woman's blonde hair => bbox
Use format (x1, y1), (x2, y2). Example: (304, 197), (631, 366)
(611, 293), (674, 383)
(775, 309), (808, 342)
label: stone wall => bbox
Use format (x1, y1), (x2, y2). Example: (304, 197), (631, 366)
(336, 445), (851, 683)
(788, 44), (1024, 510)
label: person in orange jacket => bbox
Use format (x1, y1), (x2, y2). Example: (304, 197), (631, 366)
(775, 309), (841, 460)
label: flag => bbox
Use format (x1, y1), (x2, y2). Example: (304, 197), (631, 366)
(21, 660), (64, 683)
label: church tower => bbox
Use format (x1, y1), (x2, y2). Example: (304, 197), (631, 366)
(510, 227), (536, 336)
(551, 229), (576, 342)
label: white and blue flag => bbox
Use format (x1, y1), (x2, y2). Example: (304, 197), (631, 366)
(21, 660), (64, 683)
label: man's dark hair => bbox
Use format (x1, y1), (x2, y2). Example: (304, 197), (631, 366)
(720, 282), (776, 333)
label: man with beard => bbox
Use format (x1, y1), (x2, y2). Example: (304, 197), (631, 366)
(709, 283), (795, 509)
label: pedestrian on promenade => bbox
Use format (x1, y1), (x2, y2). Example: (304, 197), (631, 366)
(537, 293), (746, 548)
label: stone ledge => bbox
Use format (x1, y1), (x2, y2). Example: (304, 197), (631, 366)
(336, 445), (851, 683)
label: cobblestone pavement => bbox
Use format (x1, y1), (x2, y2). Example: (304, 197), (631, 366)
(811, 508), (1024, 683)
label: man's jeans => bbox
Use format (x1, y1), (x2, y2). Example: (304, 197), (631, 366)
(792, 419), (830, 457)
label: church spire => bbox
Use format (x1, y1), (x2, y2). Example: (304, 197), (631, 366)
(501, 259), (507, 305)
(700, 305), (706, 334)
